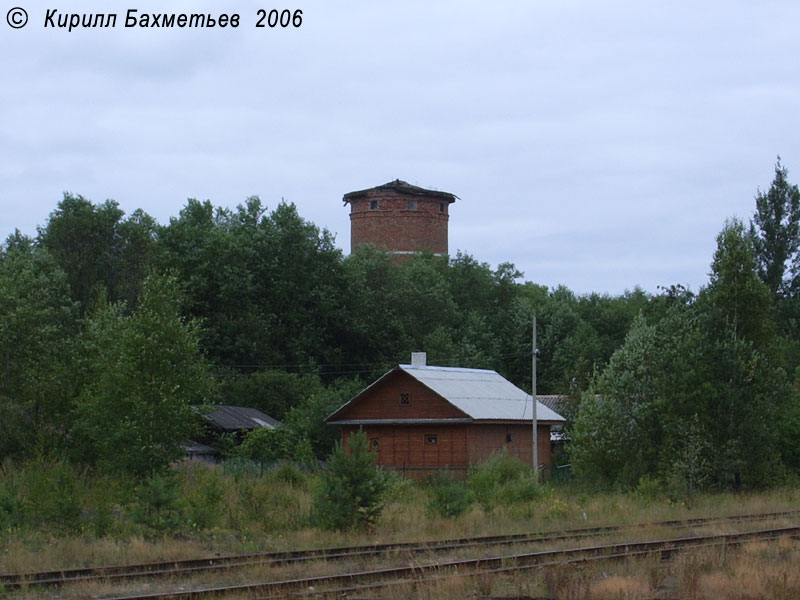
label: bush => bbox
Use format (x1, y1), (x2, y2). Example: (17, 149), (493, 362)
(493, 476), (544, 505)
(84, 473), (128, 537)
(0, 479), (22, 531)
(310, 431), (387, 530)
(633, 474), (662, 504)
(237, 427), (289, 464)
(131, 473), (185, 533)
(467, 450), (543, 511)
(426, 472), (473, 518)
(227, 475), (307, 532)
(270, 462), (307, 486)
(181, 465), (226, 531)
(17, 459), (83, 533)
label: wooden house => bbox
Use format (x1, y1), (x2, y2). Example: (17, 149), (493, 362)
(326, 353), (565, 479)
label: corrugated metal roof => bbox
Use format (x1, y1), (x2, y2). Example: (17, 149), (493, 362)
(202, 406), (283, 432)
(398, 364), (565, 423)
(537, 394), (566, 414)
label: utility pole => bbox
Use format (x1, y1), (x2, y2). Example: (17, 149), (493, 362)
(532, 315), (538, 474)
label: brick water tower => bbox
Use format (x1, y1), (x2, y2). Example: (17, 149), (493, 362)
(343, 179), (457, 259)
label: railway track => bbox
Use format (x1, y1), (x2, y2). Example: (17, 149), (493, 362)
(70, 526), (800, 599)
(3, 510), (798, 598)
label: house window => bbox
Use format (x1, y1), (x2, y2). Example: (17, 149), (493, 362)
(407, 199), (417, 210)
(370, 437), (379, 450)
(370, 200), (379, 210)
(439, 202), (445, 213)
(506, 433), (514, 443)
(399, 392), (410, 406)
(426, 434), (438, 445)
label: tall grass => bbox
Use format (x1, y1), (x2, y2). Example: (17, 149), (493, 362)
(2, 456), (800, 576)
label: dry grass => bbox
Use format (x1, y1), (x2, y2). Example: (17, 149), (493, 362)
(0, 534), (213, 574)
(589, 574), (651, 599)
(685, 538), (800, 599)
(4, 469), (800, 600)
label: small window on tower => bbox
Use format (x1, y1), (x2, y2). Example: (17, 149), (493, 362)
(407, 199), (417, 210)
(439, 202), (445, 213)
(426, 434), (439, 445)
(369, 200), (379, 210)
(399, 393), (410, 406)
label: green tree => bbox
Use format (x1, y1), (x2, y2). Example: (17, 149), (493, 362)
(340, 245), (406, 372)
(159, 198), (348, 372)
(37, 194), (125, 312)
(310, 430), (387, 530)
(749, 158), (800, 299)
(72, 273), (217, 476)
(395, 253), (459, 353)
(570, 315), (661, 486)
(0, 242), (80, 458)
(571, 230), (788, 491)
(707, 218), (773, 347)
(284, 378), (365, 459)
(115, 209), (163, 309)
(237, 426), (291, 465)
(219, 370), (323, 421)
(38, 194), (161, 313)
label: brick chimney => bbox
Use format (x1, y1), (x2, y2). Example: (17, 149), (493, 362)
(411, 352), (427, 367)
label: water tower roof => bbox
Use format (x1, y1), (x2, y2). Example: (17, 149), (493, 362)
(343, 179), (457, 204)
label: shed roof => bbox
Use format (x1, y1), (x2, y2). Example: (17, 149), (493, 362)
(201, 406), (283, 432)
(343, 179), (457, 204)
(327, 364), (565, 424)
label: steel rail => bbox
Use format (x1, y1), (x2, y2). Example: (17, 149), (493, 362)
(2, 510), (797, 592)
(283, 529), (798, 600)
(92, 526), (800, 600)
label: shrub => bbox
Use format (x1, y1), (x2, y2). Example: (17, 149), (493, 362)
(131, 473), (185, 533)
(233, 476), (273, 528)
(310, 430), (387, 530)
(18, 459), (83, 533)
(271, 462), (307, 486)
(84, 473), (128, 537)
(426, 472), (473, 518)
(229, 475), (308, 532)
(181, 465), (226, 531)
(633, 474), (663, 504)
(0, 480), (22, 531)
(546, 498), (570, 520)
(467, 450), (543, 511)
(237, 427), (289, 464)
(493, 476), (544, 505)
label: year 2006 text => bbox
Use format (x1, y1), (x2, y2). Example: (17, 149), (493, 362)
(256, 9), (302, 28)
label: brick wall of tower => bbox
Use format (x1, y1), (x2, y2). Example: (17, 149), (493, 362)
(348, 190), (450, 255)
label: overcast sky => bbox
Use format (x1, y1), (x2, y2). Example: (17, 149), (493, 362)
(2, 0), (799, 294)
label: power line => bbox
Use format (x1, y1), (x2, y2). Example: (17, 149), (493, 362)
(213, 350), (534, 376)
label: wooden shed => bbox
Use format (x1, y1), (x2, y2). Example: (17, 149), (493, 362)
(326, 353), (565, 479)
(184, 406), (284, 463)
